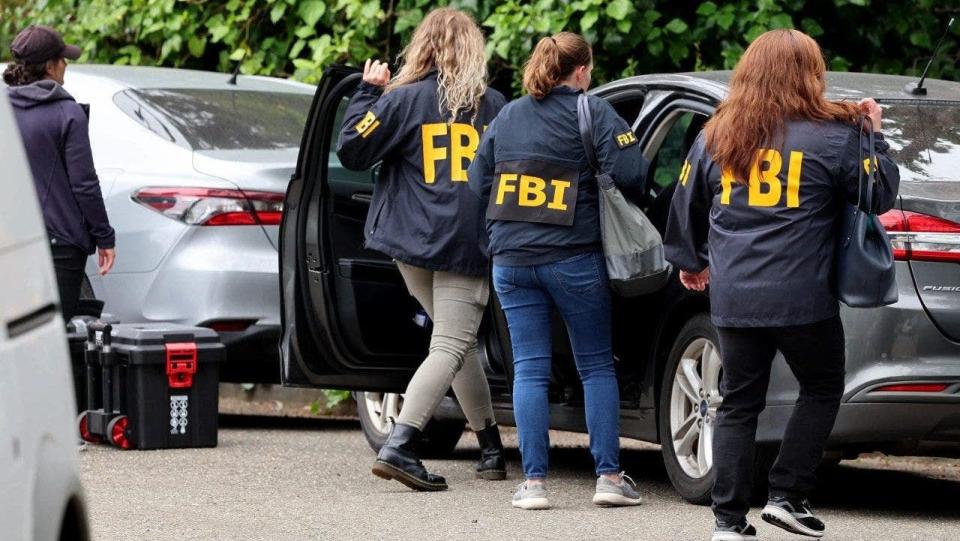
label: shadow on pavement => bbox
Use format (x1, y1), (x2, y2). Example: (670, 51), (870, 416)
(219, 413), (359, 431)
(814, 463), (960, 518)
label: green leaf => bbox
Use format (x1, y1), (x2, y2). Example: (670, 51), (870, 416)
(605, 0), (631, 20)
(770, 14), (793, 29)
(270, 3), (286, 23)
(647, 39), (664, 57)
(229, 47), (246, 61)
(209, 25), (229, 43)
(909, 31), (932, 48)
(696, 2), (717, 16)
(830, 56), (852, 71)
(160, 35), (182, 60)
(298, 0), (326, 27)
(665, 18), (689, 34)
(715, 12), (735, 30)
(289, 39), (307, 59)
(616, 18), (632, 33)
(187, 36), (206, 58)
(801, 18), (824, 37)
(495, 38), (511, 60)
(745, 25), (767, 42)
(294, 25), (316, 39)
(581, 10), (599, 32)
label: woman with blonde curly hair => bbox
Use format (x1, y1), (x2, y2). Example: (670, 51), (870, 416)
(337, 7), (507, 492)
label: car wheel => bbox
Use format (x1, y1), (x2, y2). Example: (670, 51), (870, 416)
(354, 391), (465, 458)
(658, 313), (722, 505)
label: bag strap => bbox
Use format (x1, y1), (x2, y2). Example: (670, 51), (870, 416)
(577, 94), (600, 173)
(857, 116), (878, 214)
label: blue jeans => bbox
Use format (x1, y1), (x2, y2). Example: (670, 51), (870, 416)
(492, 251), (620, 479)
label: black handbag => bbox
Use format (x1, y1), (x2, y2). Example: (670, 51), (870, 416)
(834, 117), (897, 308)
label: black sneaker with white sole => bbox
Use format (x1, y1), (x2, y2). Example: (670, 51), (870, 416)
(761, 497), (825, 538)
(711, 521), (758, 541)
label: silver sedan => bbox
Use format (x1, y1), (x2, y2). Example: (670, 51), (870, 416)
(64, 65), (315, 381)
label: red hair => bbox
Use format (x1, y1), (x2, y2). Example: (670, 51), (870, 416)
(704, 29), (859, 184)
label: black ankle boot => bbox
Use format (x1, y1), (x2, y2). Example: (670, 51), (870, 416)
(372, 423), (448, 491)
(474, 419), (507, 480)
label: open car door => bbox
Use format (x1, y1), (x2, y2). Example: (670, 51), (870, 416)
(280, 66), (428, 391)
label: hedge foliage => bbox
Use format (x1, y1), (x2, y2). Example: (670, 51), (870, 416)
(1, 0), (957, 94)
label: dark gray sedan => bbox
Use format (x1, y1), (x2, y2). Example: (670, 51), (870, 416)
(279, 67), (960, 503)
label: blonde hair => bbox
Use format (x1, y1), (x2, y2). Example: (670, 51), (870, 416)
(386, 7), (488, 122)
(522, 32), (592, 99)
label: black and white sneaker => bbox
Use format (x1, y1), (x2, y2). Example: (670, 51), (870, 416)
(711, 521), (758, 541)
(761, 497), (825, 538)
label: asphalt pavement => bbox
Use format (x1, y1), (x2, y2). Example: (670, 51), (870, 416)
(79, 415), (960, 540)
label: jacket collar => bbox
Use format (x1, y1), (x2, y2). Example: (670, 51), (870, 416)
(550, 85), (583, 95)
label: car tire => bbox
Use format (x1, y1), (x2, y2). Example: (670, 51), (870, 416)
(658, 313), (722, 505)
(354, 391), (465, 459)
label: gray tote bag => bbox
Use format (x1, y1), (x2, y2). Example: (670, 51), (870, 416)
(577, 94), (671, 297)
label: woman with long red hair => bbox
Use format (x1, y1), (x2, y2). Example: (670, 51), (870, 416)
(665, 29), (899, 541)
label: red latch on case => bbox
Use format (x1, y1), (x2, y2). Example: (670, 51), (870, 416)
(165, 342), (198, 388)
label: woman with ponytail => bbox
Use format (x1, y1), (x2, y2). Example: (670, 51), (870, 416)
(336, 7), (507, 492)
(468, 32), (648, 510)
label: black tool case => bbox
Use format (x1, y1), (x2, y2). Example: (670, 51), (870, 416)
(78, 323), (224, 450)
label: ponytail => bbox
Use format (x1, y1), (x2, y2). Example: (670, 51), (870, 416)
(3, 60), (47, 86)
(522, 32), (592, 99)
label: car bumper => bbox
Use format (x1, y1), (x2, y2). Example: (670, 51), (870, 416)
(92, 225), (282, 378)
(217, 324), (282, 383)
(758, 266), (960, 451)
(759, 401), (960, 449)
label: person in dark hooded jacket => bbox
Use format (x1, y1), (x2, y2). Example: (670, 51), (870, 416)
(5, 25), (115, 322)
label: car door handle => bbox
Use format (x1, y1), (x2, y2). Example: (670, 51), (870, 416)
(351, 192), (373, 204)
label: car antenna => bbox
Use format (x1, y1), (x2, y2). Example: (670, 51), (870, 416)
(227, 61), (242, 86)
(905, 17), (955, 96)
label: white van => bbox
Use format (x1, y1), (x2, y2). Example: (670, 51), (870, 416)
(0, 92), (90, 539)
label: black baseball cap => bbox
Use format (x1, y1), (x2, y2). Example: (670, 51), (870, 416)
(10, 25), (82, 64)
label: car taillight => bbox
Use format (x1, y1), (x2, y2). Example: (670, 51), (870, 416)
(132, 187), (284, 226)
(872, 383), (950, 393)
(878, 210), (960, 263)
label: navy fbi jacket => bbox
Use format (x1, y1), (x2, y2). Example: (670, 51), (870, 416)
(664, 120), (900, 328)
(336, 72), (506, 277)
(467, 86), (648, 266)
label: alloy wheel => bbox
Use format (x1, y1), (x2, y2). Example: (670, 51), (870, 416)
(362, 392), (403, 436)
(669, 337), (722, 479)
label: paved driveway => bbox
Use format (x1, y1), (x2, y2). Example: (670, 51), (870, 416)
(79, 416), (960, 540)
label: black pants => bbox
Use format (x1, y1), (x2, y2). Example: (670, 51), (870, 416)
(712, 315), (845, 525)
(51, 242), (88, 322)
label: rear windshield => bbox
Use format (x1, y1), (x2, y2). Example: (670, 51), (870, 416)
(114, 88), (313, 151)
(882, 103), (960, 182)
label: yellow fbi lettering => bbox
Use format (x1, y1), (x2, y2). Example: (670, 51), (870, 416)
(354, 111), (380, 138)
(679, 160), (692, 186)
(720, 148), (803, 208)
(495, 173), (572, 210)
(421, 122), (481, 183)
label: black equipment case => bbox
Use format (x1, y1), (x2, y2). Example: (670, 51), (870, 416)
(78, 323), (224, 450)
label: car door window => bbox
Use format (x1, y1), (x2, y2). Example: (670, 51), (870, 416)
(644, 110), (709, 231)
(650, 112), (697, 189)
(329, 97), (375, 186)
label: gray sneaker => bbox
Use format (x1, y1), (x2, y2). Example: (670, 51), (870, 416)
(593, 472), (642, 507)
(512, 481), (550, 510)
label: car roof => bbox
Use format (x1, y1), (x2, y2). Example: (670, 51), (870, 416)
(606, 71), (960, 102)
(66, 64), (315, 94)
